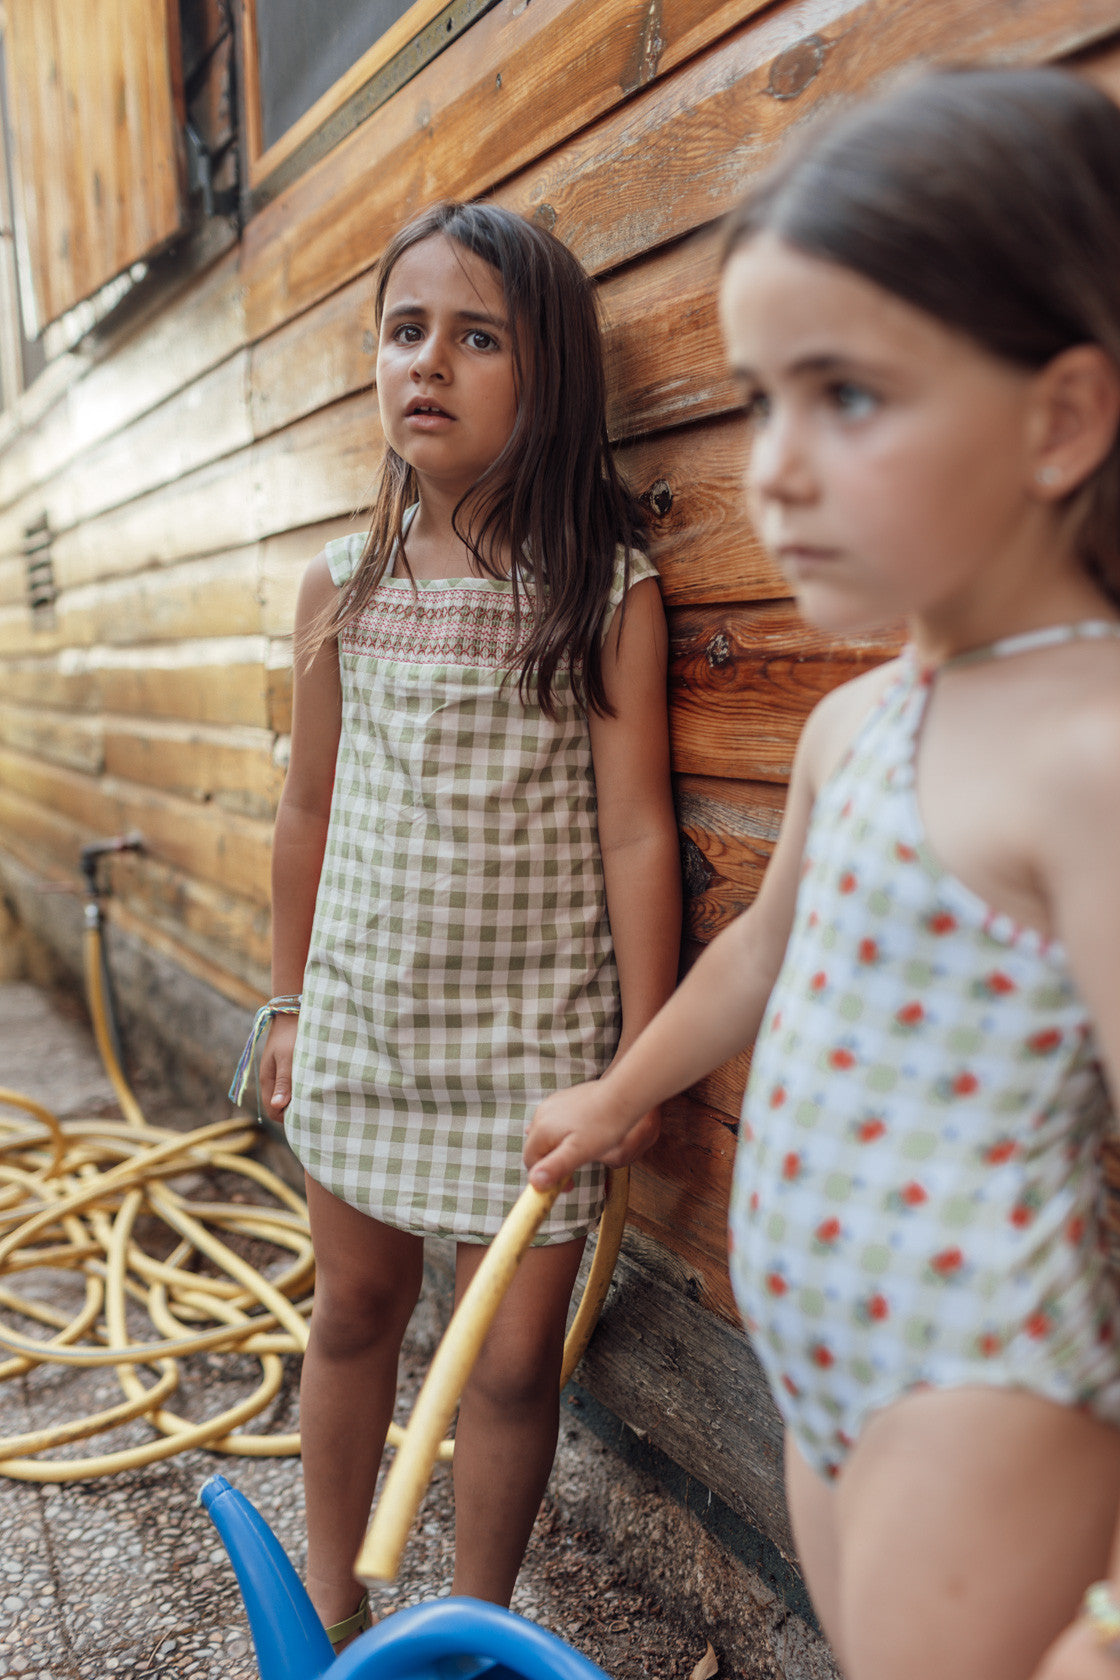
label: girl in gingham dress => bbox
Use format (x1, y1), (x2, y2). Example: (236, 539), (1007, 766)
(254, 204), (680, 1645)
(527, 69), (1120, 1680)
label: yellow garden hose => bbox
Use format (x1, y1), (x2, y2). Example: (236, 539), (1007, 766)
(0, 886), (628, 1483)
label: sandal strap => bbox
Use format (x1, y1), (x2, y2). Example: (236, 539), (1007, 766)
(325, 1592), (371, 1647)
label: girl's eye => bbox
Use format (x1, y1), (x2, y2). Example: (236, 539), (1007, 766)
(741, 389), (771, 424)
(466, 329), (498, 352)
(828, 380), (878, 418)
(393, 323), (423, 344)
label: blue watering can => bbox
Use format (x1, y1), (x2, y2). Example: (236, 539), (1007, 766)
(201, 1471), (612, 1680)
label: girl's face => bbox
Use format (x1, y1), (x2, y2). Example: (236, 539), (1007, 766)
(377, 233), (519, 502)
(719, 233), (1045, 640)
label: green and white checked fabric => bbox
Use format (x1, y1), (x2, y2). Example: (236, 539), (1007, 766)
(285, 533), (657, 1244)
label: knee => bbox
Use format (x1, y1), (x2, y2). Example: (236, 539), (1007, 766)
(465, 1332), (561, 1416)
(309, 1268), (421, 1360)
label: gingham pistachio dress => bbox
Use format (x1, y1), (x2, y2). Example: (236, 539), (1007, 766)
(285, 530), (657, 1244)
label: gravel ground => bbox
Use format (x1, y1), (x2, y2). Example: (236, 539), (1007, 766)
(0, 984), (727, 1680)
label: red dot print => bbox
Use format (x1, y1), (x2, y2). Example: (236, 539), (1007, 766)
(930, 1247), (964, 1275)
(1027, 1029), (1063, 1055)
(858, 1118), (886, 1143)
(810, 972), (828, 993)
(986, 971), (1016, 995)
(928, 912), (957, 935)
(766, 1272), (787, 1296)
(896, 1002), (924, 1026)
(1026, 1311), (1052, 1339)
(985, 1139), (1017, 1165)
(858, 939), (879, 964)
(769, 1085), (786, 1109)
(830, 1047), (856, 1071)
(1009, 1203), (1034, 1229)
(1068, 1216), (1086, 1245)
(901, 1182), (928, 1207)
(978, 1333), (1001, 1358)
(811, 1343), (835, 1369)
(782, 1152), (802, 1181)
(952, 1071), (979, 1097)
(867, 1294), (889, 1321)
(839, 872), (858, 895)
(895, 843), (918, 863)
(816, 1218), (841, 1245)
(782, 1373), (801, 1398)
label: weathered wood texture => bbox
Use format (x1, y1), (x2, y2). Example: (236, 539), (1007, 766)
(578, 1241), (792, 1555)
(3, 0), (187, 333)
(2, 0), (1120, 1539)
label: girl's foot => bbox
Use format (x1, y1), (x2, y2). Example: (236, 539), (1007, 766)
(324, 1590), (373, 1652)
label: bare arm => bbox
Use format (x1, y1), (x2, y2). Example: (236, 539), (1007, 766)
(525, 662), (894, 1189)
(260, 552), (342, 1119)
(587, 577), (681, 1166)
(1029, 693), (1120, 1680)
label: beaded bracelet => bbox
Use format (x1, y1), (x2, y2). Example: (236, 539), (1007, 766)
(1082, 1581), (1120, 1657)
(228, 995), (303, 1110)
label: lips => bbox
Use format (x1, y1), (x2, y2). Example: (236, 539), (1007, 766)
(405, 397), (453, 419)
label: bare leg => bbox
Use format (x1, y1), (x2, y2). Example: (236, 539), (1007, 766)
(813, 1386), (1120, 1680)
(449, 1236), (586, 1605)
(785, 1433), (847, 1671)
(300, 1176), (425, 1631)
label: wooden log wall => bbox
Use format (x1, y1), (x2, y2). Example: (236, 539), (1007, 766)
(3, 0), (1120, 1548)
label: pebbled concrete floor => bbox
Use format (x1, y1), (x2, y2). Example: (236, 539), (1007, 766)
(0, 982), (838, 1680)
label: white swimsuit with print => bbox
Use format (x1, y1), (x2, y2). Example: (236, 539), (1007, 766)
(729, 622), (1120, 1479)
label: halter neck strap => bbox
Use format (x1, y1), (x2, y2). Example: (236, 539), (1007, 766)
(940, 619), (1120, 671)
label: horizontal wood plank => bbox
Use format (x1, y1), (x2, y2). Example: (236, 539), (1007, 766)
(0, 703), (104, 777)
(0, 744), (273, 907)
(103, 717), (283, 821)
(676, 772), (784, 942)
(619, 416), (786, 606)
(669, 601), (898, 781)
(628, 1093), (739, 1323)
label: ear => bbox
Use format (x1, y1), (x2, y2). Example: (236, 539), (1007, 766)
(1029, 343), (1120, 500)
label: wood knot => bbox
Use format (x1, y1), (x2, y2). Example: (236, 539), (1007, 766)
(532, 204), (557, 231)
(766, 35), (826, 101)
(705, 631), (732, 668)
(642, 479), (673, 519)
(679, 833), (713, 900)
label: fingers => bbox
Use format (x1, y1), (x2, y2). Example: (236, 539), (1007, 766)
(526, 1139), (585, 1191)
(600, 1109), (661, 1169)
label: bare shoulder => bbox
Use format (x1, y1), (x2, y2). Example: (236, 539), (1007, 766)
(798, 655), (903, 794)
(1037, 642), (1120, 826)
(297, 548), (339, 619)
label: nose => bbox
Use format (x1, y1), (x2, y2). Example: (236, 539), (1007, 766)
(747, 406), (814, 505)
(410, 330), (449, 382)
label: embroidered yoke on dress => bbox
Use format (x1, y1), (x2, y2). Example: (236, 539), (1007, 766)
(729, 621), (1120, 1478)
(286, 533), (657, 1244)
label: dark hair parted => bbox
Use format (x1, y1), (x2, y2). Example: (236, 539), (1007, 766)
(723, 65), (1120, 604)
(320, 201), (647, 716)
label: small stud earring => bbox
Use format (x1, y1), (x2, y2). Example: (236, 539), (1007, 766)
(1035, 464), (1062, 488)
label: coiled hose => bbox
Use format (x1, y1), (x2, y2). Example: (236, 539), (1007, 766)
(0, 889), (626, 1501)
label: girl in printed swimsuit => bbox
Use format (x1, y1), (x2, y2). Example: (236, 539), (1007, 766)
(526, 66), (1120, 1680)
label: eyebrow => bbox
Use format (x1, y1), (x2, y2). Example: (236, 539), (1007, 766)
(731, 351), (888, 383)
(384, 301), (509, 332)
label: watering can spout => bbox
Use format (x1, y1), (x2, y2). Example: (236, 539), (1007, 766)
(199, 1474), (335, 1680)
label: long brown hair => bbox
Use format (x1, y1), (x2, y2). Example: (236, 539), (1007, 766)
(723, 65), (1120, 604)
(317, 201), (647, 716)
